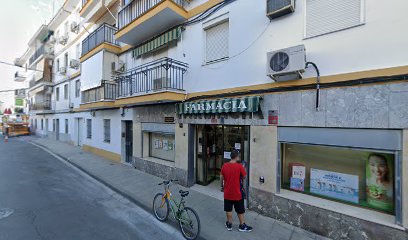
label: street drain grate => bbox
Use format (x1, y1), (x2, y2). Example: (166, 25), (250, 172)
(0, 208), (14, 220)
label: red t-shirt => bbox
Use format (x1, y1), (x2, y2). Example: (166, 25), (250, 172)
(221, 162), (247, 201)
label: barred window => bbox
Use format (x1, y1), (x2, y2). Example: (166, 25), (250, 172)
(41, 119), (43, 130)
(64, 84), (68, 100)
(103, 119), (111, 143)
(305, 0), (364, 38)
(53, 119), (56, 132)
(65, 119), (69, 134)
(46, 119), (49, 131)
(86, 119), (92, 139)
(204, 20), (229, 63)
(75, 80), (80, 98)
(56, 87), (60, 101)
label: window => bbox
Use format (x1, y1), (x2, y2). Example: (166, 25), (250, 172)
(56, 59), (60, 72)
(86, 119), (92, 139)
(45, 119), (49, 131)
(204, 20), (229, 63)
(103, 119), (111, 143)
(34, 119), (37, 129)
(281, 143), (396, 214)
(76, 44), (81, 59)
(65, 119), (69, 134)
(75, 80), (80, 98)
(305, 0), (364, 38)
(64, 53), (69, 68)
(149, 133), (175, 162)
(52, 119), (56, 132)
(41, 119), (43, 130)
(56, 87), (60, 101)
(64, 84), (68, 100)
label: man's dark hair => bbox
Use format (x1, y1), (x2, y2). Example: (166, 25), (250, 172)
(230, 149), (240, 160)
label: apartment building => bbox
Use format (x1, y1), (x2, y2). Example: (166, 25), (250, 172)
(19, 0), (408, 238)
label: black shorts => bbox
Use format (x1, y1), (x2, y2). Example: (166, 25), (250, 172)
(224, 199), (245, 214)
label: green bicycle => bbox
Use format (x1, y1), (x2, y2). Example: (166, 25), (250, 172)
(153, 179), (201, 240)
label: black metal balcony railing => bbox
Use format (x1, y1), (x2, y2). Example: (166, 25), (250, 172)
(29, 45), (45, 65)
(82, 24), (119, 57)
(29, 101), (52, 111)
(81, 80), (118, 103)
(118, 0), (187, 30)
(115, 57), (187, 98)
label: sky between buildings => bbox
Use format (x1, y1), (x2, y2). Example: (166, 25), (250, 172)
(0, 0), (64, 91)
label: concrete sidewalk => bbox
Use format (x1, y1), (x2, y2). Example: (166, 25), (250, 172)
(22, 136), (329, 240)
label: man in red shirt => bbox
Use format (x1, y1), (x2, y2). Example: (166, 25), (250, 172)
(220, 150), (253, 232)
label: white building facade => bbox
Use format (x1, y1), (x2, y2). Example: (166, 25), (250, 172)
(19, 0), (408, 238)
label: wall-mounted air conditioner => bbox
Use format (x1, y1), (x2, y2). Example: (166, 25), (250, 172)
(266, 0), (295, 19)
(112, 61), (125, 74)
(71, 22), (79, 33)
(70, 59), (80, 69)
(49, 36), (57, 44)
(59, 33), (69, 45)
(59, 67), (67, 74)
(267, 44), (306, 81)
(69, 103), (74, 109)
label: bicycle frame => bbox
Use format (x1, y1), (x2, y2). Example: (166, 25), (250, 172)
(161, 184), (190, 224)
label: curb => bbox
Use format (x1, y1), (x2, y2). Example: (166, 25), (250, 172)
(27, 139), (205, 239)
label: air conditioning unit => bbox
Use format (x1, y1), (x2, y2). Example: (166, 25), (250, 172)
(45, 86), (53, 94)
(49, 36), (57, 44)
(69, 103), (74, 109)
(59, 33), (69, 45)
(112, 61), (125, 74)
(70, 22), (79, 33)
(267, 44), (306, 81)
(59, 67), (67, 74)
(70, 59), (80, 69)
(266, 0), (295, 19)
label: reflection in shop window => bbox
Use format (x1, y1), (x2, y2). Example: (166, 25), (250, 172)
(149, 132), (175, 162)
(281, 143), (395, 214)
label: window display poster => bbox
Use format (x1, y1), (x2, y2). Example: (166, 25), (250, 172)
(163, 140), (168, 151)
(224, 151), (231, 159)
(154, 139), (159, 149)
(366, 153), (394, 212)
(290, 178), (304, 192)
(168, 141), (173, 150)
(234, 143), (241, 150)
(310, 168), (359, 204)
(292, 166), (306, 179)
(158, 140), (163, 148)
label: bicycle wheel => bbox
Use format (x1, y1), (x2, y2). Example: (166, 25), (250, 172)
(153, 193), (169, 221)
(178, 207), (200, 240)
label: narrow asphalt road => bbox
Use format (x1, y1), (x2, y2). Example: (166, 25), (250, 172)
(0, 138), (183, 240)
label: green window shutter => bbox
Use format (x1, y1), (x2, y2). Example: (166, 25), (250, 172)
(132, 27), (182, 58)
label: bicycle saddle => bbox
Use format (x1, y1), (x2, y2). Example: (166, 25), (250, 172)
(179, 190), (189, 197)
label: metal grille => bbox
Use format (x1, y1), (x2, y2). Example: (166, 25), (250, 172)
(65, 119), (69, 134)
(86, 119), (92, 139)
(103, 119), (111, 143)
(306, 0), (362, 38)
(205, 21), (229, 63)
(75, 80), (80, 98)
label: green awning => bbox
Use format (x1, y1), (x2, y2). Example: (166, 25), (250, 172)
(177, 96), (261, 115)
(132, 27), (183, 58)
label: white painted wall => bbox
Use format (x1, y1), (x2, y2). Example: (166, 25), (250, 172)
(120, 0), (408, 93)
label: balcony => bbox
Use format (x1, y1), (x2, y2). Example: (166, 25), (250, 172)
(14, 71), (27, 82)
(81, 23), (120, 61)
(81, 80), (118, 104)
(29, 101), (52, 111)
(116, 0), (188, 45)
(15, 89), (26, 97)
(115, 57), (187, 104)
(80, 0), (117, 22)
(29, 45), (54, 66)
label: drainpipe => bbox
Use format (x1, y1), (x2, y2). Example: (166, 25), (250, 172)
(305, 62), (320, 111)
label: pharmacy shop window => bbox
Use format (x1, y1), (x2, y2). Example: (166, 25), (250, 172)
(281, 143), (396, 215)
(149, 132), (175, 162)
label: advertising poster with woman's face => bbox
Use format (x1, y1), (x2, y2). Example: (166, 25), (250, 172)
(366, 153), (394, 212)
